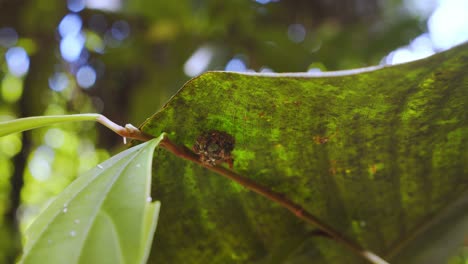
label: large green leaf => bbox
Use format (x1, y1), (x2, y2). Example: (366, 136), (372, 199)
(141, 43), (468, 263)
(19, 135), (164, 264)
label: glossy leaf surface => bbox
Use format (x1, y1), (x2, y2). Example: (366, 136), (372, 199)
(19, 136), (163, 264)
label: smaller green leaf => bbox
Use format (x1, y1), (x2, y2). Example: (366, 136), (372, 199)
(19, 135), (164, 264)
(0, 114), (100, 137)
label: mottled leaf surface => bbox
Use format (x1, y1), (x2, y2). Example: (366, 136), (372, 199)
(141, 43), (468, 263)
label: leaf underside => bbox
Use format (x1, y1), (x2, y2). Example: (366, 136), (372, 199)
(141, 43), (468, 263)
(19, 136), (163, 264)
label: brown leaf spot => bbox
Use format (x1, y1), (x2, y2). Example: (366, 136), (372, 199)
(193, 130), (235, 168)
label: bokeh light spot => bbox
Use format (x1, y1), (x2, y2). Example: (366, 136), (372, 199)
(428, 0), (468, 50)
(259, 66), (274, 73)
(29, 146), (55, 182)
(111, 20), (130, 41)
(76, 65), (97, 89)
(255, 0), (279, 4)
(0, 159), (13, 179)
(225, 58), (247, 72)
(0, 27), (18, 47)
(85, 30), (105, 53)
(44, 128), (65, 149)
(60, 34), (85, 62)
(184, 46), (214, 77)
(67, 0), (85, 12)
(48, 72), (70, 92)
(0, 134), (22, 157)
(1, 74), (23, 103)
(77, 139), (99, 173)
(386, 34), (435, 64)
(404, 0), (438, 18)
(287, 24), (306, 43)
(58, 14), (82, 38)
(86, 0), (122, 12)
(386, 0), (467, 64)
(387, 48), (413, 64)
(5, 47), (30, 77)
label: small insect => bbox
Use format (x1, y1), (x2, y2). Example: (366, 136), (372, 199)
(193, 130), (235, 168)
(313, 130), (338, 144)
(313, 135), (331, 144)
(369, 164), (377, 175)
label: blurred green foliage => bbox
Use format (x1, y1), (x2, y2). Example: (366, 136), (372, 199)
(0, 0), (430, 262)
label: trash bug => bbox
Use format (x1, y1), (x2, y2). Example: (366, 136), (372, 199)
(193, 130), (235, 168)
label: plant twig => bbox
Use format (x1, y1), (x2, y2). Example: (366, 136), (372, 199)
(96, 115), (154, 142)
(98, 117), (389, 264)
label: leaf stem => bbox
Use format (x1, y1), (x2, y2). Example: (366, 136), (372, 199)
(96, 115), (154, 142)
(158, 136), (390, 264)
